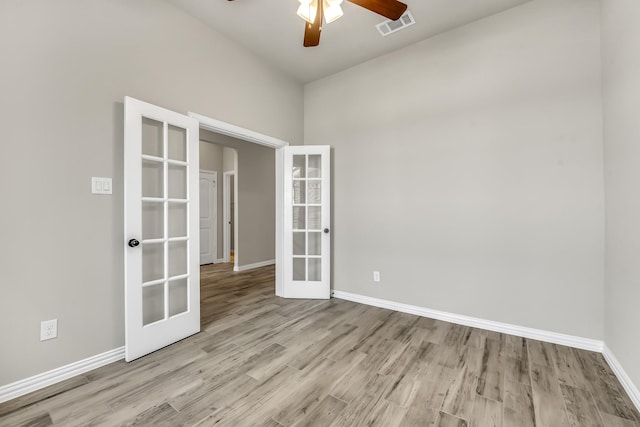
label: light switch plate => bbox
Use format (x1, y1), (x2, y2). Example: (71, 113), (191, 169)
(92, 177), (112, 195)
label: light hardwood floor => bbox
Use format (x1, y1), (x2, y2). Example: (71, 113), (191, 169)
(1, 263), (639, 426)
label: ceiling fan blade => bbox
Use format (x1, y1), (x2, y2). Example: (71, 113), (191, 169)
(347, 0), (407, 20)
(303, 0), (323, 47)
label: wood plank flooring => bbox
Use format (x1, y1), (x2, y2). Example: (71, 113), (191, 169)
(1, 263), (639, 426)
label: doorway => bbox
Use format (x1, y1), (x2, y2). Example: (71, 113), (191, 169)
(190, 112), (286, 296)
(200, 140), (237, 269)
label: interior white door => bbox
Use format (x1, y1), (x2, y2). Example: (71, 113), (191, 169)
(283, 146), (331, 299)
(124, 96), (200, 361)
(199, 171), (217, 265)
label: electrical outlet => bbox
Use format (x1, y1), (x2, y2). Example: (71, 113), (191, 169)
(373, 271), (381, 282)
(40, 319), (58, 341)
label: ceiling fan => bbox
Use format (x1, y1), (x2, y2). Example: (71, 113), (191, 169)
(227, 0), (408, 47)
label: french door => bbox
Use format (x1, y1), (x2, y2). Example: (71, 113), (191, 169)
(124, 97), (200, 361)
(283, 146), (331, 299)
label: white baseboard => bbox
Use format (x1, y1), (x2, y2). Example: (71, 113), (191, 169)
(331, 290), (604, 352)
(215, 258), (225, 264)
(234, 259), (275, 272)
(602, 344), (640, 412)
(0, 346), (125, 404)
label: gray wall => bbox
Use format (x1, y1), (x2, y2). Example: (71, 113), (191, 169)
(223, 147), (237, 173)
(602, 0), (640, 392)
(200, 130), (276, 268)
(0, 0), (302, 385)
(305, 0), (605, 339)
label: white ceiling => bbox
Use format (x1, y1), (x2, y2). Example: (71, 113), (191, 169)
(167, 0), (531, 83)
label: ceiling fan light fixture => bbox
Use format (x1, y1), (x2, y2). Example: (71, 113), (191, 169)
(323, 0), (343, 23)
(297, 0), (317, 24)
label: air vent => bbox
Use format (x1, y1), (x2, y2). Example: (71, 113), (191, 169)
(376, 10), (415, 37)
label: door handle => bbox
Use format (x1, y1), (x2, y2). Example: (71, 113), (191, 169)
(324, 228), (330, 234)
(128, 239), (140, 248)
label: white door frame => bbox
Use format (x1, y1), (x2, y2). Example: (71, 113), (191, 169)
(199, 170), (217, 265)
(188, 113), (287, 297)
(222, 171), (235, 266)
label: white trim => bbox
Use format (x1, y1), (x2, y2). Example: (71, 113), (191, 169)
(331, 290), (604, 352)
(215, 258), (225, 264)
(188, 113), (288, 149)
(602, 344), (640, 412)
(234, 259), (276, 272)
(0, 347), (125, 404)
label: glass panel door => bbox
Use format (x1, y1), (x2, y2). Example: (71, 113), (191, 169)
(283, 146), (330, 299)
(124, 96), (200, 362)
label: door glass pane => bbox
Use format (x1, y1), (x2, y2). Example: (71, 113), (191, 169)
(308, 258), (321, 281)
(308, 180), (321, 204)
(167, 125), (187, 162)
(308, 232), (321, 256)
(141, 117), (163, 158)
(293, 206), (306, 230)
(168, 164), (187, 199)
(142, 160), (163, 198)
(308, 155), (321, 178)
(293, 232), (306, 256)
(168, 278), (188, 316)
(143, 284), (165, 325)
(293, 258), (306, 281)
(168, 202), (187, 238)
(169, 240), (188, 277)
(308, 206), (321, 230)
(293, 155), (306, 178)
(293, 180), (306, 204)
(142, 243), (164, 283)
(142, 201), (164, 240)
